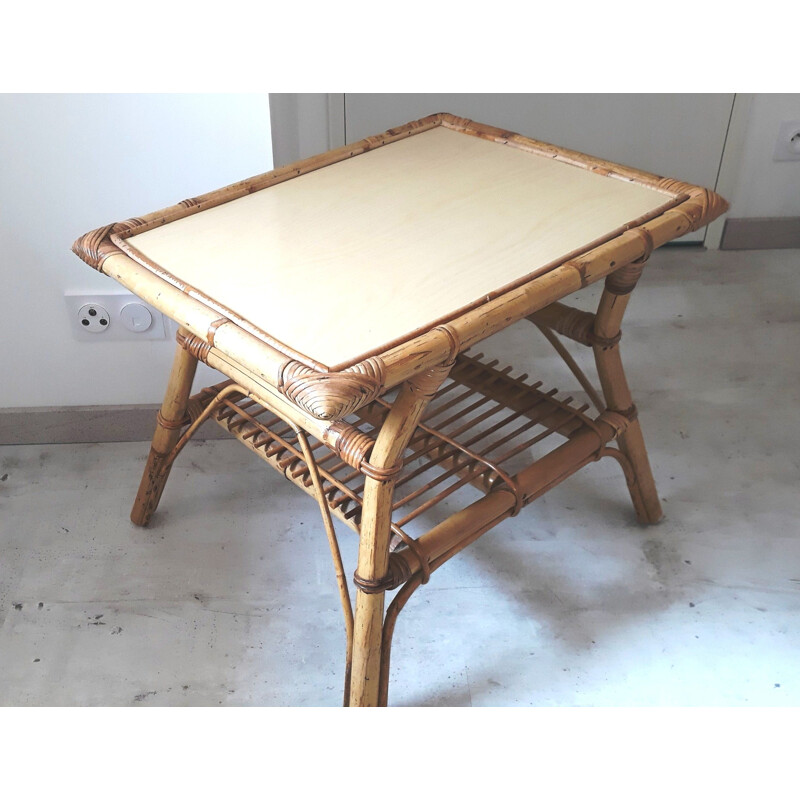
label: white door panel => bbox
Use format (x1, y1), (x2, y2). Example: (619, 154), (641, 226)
(344, 94), (734, 243)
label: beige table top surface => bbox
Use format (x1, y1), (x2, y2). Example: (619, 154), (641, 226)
(125, 126), (677, 371)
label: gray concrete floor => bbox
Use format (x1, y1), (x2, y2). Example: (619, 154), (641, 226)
(2, 247), (799, 706)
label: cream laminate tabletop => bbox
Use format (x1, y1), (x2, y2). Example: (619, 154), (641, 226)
(125, 126), (676, 370)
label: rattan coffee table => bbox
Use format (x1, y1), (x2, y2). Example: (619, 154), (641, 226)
(73, 113), (727, 706)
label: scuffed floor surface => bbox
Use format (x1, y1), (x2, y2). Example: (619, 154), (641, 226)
(1, 248), (799, 706)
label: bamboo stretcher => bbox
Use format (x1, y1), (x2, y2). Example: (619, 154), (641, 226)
(72, 113), (728, 706)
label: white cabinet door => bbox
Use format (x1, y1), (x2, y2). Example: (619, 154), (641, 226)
(343, 94), (735, 243)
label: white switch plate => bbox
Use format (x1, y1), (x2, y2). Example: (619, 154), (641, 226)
(65, 292), (168, 341)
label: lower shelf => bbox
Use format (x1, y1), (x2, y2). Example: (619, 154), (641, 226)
(184, 352), (634, 582)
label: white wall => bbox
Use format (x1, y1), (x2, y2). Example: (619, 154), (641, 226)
(0, 94), (272, 409)
(729, 93), (800, 218)
(269, 93), (335, 167)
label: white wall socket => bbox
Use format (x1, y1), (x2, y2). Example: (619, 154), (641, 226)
(65, 292), (168, 341)
(773, 120), (800, 162)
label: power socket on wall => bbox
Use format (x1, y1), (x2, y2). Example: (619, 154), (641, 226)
(773, 120), (800, 162)
(65, 292), (170, 342)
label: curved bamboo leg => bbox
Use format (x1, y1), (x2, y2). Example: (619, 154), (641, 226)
(349, 363), (451, 707)
(378, 509), (500, 706)
(593, 267), (663, 524)
(379, 577), (420, 706)
(293, 427), (355, 706)
(130, 330), (198, 526)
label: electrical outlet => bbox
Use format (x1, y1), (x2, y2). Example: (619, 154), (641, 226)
(773, 120), (800, 162)
(78, 303), (111, 333)
(65, 293), (168, 341)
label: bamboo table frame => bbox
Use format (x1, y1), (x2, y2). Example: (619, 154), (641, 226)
(73, 113), (728, 706)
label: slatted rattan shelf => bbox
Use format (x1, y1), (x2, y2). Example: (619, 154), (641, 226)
(189, 352), (621, 543)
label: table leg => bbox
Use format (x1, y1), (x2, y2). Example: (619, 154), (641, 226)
(593, 266), (663, 524)
(348, 364), (451, 706)
(130, 330), (198, 526)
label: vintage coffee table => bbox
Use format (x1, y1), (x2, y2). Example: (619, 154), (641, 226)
(73, 113), (727, 706)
